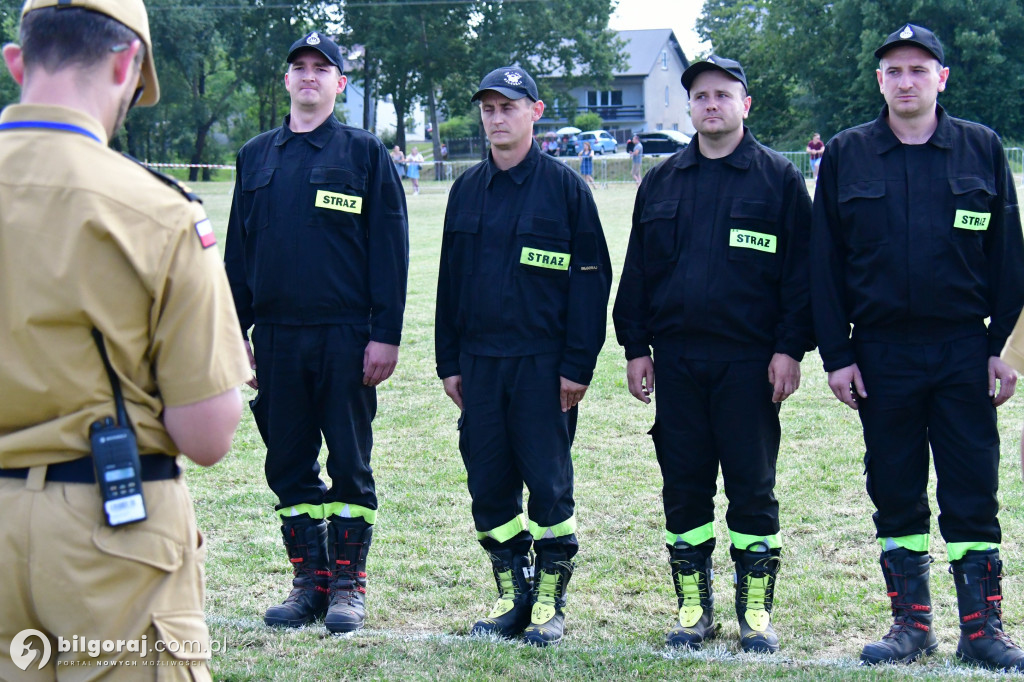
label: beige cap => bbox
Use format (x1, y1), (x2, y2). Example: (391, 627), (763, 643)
(21, 0), (160, 106)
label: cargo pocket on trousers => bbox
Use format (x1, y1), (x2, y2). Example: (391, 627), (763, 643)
(151, 610), (212, 681)
(93, 525), (185, 573)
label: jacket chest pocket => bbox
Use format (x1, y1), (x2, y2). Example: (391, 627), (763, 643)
(444, 212), (480, 275)
(727, 199), (780, 264)
(310, 166), (366, 227)
(949, 176), (995, 237)
(639, 199), (678, 265)
(240, 168), (274, 232)
(517, 216), (572, 279)
(838, 180), (888, 247)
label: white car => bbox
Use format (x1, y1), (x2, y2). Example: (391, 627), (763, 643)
(577, 130), (618, 154)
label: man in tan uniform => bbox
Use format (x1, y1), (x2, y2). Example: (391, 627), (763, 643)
(0, 1), (250, 679)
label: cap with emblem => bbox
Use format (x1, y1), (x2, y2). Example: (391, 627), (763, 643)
(875, 23), (944, 64)
(681, 55), (748, 93)
(287, 31), (344, 73)
(471, 66), (539, 103)
(20, 0), (159, 106)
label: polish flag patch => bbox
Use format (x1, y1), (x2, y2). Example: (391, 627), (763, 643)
(194, 218), (216, 248)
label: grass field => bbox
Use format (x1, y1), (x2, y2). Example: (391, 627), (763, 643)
(186, 178), (1024, 681)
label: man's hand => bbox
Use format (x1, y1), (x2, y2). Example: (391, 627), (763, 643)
(442, 375), (463, 410)
(827, 363), (867, 410)
(626, 356), (655, 404)
(363, 341), (399, 387)
(560, 377), (588, 412)
(768, 353), (801, 403)
(989, 356), (1018, 407)
(244, 337), (258, 390)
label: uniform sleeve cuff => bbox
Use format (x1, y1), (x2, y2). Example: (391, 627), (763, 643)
(371, 328), (402, 346)
(436, 361), (461, 380)
(559, 363), (593, 386)
(624, 344), (651, 361)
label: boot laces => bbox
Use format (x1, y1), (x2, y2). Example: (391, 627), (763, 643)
(536, 561), (571, 607)
(673, 564), (709, 607)
(739, 556), (778, 611)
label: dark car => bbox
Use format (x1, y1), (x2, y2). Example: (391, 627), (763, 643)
(636, 130), (692, 155)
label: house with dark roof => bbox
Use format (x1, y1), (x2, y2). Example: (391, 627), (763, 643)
(539, 28), (695, 140)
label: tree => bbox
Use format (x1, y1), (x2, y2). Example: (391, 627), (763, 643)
(697, 0), (1024, 148)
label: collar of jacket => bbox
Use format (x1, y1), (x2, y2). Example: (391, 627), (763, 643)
(669, 126), (759, 171)
(869, 103), (953, 153)
(273, 113), (342, 148)
(483, 139), (542, 187)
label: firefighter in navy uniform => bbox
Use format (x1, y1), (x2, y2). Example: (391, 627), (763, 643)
(224, 31), (409, 634)
(434, 66), (611, 647)
(811, 24), (1024, 670)
(614, 56), (814, 653)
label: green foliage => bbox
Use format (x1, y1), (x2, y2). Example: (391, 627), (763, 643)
(575, 111), (605, 132)
(697, 0), (1024, 146)
(439, 115), (476, 141)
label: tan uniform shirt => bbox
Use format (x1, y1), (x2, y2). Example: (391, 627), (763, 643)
(1002, 313), (1024, 372)
(0, 104), (250, 467)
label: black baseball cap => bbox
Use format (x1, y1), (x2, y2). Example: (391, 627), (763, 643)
(287, 31), (344, 72)
(471, 66), (539, 102)
(875, 23), (944, 64)
(681, 55), (748, 93)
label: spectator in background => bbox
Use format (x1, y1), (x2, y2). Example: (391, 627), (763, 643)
(630, 134), (644, 185)
(578, 140), (597, 189)
(441, 141), (448, 160)
(805, 133), (824, 180)
(406, 146), (423, 196)
(391, 144), (406, 178)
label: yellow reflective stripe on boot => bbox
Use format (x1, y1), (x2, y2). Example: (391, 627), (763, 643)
(323, 502), (377, 524)
(947, 541), (998, 562)
(276, 503), (326, 520)
(741, 574), (773, 632)
(667, 522), (714, 547)
(880, 535), (930, 553)
(730, 531), (781, 551)
(529, 515), (577, 541)
(488, 569), (518, 618)
(676, 571), (707, 628)
(476, 513), (528, 543)
(531, 570), (561, 624)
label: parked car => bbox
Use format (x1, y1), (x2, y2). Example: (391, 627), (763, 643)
(636, 130), (692, 155)
(577, 130), (618, 154)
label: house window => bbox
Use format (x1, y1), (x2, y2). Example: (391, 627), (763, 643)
(673, 123), (679, 131)
(665, 86), (670, 107)
(586, 90), (623, 107)
(661, 50), (668, 70)
(657, 123), (664, 130)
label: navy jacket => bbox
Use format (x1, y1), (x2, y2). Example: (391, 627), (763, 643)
(614, 129), (815, 362)
(224, 115), (409, 344)
(811, 105), (1024, 371)
(435, 142), (611, 385)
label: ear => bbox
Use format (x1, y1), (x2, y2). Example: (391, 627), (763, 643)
(876, 68), (884, 92)
(742, 95), (752, 119)
(937, 65), (949, 93)
(531, 98), (545, 121)
(3, 43), (25, 85)
(336, 73), (347, 95)
(111, 39), (142, 88)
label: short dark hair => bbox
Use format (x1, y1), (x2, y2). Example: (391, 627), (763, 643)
(21, 7), (143, 74)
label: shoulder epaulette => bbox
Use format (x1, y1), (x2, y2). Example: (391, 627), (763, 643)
(121, 153), (203, 204)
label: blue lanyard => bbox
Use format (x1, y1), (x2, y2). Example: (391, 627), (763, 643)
(0, 121), (102, 143)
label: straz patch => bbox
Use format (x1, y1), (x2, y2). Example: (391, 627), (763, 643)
(954, 210), (990, 231)
(730, 229), (776, 253)
(520, 247), (570, 270)
(194, 218), (216, 249)
(315, 190), (363, 214)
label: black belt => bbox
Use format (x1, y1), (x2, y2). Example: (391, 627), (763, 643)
(0, 455), (179, 483)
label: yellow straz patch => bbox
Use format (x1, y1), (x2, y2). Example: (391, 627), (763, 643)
(315, 190), (362, 214)
(954, 210), (990, 231)
(520, 247), (570, 270)
(730, 229), (776, 253)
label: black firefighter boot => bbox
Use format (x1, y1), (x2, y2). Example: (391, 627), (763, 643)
(951, 549), (1024, 671)
(860, 548), (938, 664)
(325, 517), (373, 634)
(470, 549), (534, 638)
(666, 541), (718, 649)
(264, 517), (331, 627)
(732, 542), (781, 653)
(522, 549), (575, 647)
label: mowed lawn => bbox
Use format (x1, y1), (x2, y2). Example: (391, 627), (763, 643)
(185, 177), (1024, 681)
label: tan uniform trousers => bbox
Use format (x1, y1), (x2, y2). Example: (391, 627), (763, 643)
(0, 468), (212, 682)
